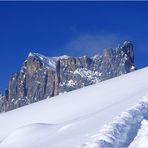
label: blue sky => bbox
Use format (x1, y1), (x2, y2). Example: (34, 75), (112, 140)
(0, 1), (148, 92)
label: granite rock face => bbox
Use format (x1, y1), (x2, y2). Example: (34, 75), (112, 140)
(0, 41), (135, 112)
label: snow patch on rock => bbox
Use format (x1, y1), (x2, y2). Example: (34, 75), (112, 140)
(28, 52), (70, 71)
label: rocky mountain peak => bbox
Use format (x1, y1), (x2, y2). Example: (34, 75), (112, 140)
(0, 41), (135, 112)
(27, 52), (70, 71)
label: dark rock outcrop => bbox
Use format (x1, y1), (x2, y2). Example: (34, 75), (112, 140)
(0, 41), (135, 112)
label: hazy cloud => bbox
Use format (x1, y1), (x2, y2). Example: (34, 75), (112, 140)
(64, 34), (125, 56)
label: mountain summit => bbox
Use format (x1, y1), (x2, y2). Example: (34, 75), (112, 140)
(0, 41), (135, 112)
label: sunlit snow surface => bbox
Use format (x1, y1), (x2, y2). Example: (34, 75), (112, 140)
(0, 67), (148, 148)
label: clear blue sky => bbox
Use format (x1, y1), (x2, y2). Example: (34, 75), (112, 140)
(0, 1), (148, 92)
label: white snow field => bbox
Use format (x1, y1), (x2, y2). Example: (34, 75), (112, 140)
(0, 67), (148, 148)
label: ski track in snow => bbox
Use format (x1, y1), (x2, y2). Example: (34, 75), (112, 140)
(129, 119), (148, 147)
(80, 95), (148, 148)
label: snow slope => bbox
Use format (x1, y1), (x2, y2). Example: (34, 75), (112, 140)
(0, 67), (148, 147)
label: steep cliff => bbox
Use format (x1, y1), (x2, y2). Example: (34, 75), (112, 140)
(0, 41), (135, 112)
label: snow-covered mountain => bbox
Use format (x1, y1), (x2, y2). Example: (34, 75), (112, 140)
(0, 67), (148, 148)
(0, 41), (135, 112)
